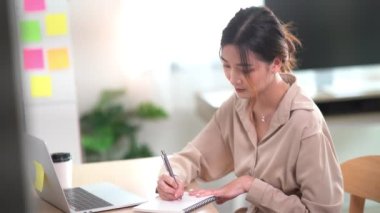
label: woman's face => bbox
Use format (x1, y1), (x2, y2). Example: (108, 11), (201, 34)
(221, 44), (274, 99)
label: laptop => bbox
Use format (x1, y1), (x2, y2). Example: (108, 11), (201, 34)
(25, 134), (147, 213)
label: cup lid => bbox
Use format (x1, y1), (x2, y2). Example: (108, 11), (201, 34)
(51, 152), (71, 162)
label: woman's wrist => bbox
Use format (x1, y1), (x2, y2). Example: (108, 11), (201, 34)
(241, 175), (255, 192)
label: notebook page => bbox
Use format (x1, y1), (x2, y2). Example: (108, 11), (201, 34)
(133, 192), (215, 213)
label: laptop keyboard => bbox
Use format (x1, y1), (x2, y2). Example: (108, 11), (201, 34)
(64, 187), (112, 211)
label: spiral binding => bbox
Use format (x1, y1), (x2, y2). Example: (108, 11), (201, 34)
(183, 196), (216, 213)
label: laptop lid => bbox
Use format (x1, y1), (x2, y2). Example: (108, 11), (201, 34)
(26, 134), (72, 212)
(25, 134), (146, 213)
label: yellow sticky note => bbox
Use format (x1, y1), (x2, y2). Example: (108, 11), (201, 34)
(45, 13), (67, 36)
(33, 161), (44, 192)
(47, 48), (69, 70)
(31, 75), (52, 97)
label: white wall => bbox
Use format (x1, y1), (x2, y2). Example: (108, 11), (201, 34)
(69, 0), (126, 114)
(70, 0), (264, 157)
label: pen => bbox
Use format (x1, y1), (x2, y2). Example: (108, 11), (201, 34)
(161, 150), (178, 185)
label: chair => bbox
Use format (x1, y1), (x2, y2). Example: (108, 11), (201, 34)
(341, 155), (380, 213)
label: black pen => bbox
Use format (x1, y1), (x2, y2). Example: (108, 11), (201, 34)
(161, 150), (178, 185)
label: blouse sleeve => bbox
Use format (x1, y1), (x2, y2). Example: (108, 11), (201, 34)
(246, 132), (344, 212)
(166, 106), (234, 185)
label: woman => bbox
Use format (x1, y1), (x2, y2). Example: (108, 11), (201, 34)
(156, 6), (343, 213)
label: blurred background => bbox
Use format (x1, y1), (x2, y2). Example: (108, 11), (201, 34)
(7, 0), (380, 212)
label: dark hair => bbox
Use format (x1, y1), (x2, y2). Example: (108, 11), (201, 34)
(220, 6), (301, 73)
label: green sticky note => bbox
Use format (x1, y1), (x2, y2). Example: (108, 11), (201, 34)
(20, 20), (42, 42)
(33, 160), (44, 192)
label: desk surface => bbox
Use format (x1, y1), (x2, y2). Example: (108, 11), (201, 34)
(35, 156), (218, 213)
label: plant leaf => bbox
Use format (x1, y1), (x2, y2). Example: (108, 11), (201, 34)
(96, 89), (125, 111)
(136, 102), (168, 119)
(81, 127), (115, 152)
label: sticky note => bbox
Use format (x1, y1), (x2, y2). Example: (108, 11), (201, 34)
(20, 20), (42, 42)
(24, 0), (45, 12)
(23, 48), (44, 70)
(47, 48), (69, 70)
(33, 161), (44, 192)
(45, 13), (68, 36)
(31, 75), (52, 97)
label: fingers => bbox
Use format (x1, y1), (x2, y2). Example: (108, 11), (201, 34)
(189, 188), (218, 197)
(174, 182), (184, 199)
(163, 174), (179, 188)
(160, 190), (178, 200)
(156, 174), (184, 200)
(188, 187), (229, 204)
(157, 175), (176, 199)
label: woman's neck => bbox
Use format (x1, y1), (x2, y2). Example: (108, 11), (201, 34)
(253, 74), (289, 115)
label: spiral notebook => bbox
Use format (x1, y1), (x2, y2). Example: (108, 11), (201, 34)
(133, 192), (216, 213)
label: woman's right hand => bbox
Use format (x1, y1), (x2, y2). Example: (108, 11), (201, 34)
(156, 174), (185, 200)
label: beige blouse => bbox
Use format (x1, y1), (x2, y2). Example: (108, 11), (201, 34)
(167, 74), (343, 212)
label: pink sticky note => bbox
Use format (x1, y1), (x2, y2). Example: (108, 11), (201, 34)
(24, 48), (44, 70)
(24, 0), (45, 12)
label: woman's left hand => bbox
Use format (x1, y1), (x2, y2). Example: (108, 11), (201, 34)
(189, 175), (254, 204)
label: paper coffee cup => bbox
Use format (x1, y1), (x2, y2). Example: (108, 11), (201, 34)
(51, 152), (72, 189)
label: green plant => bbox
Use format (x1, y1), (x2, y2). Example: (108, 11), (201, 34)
(80, 89), (168, 162)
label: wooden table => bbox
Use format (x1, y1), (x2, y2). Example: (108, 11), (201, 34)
(35, 156), (218, 213)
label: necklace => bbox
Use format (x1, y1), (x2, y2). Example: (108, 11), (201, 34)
(260, 113), (266, 122)
(252, 111), (269, 123)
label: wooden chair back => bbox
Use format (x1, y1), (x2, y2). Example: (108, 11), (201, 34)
(341, 155), (380, 213)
